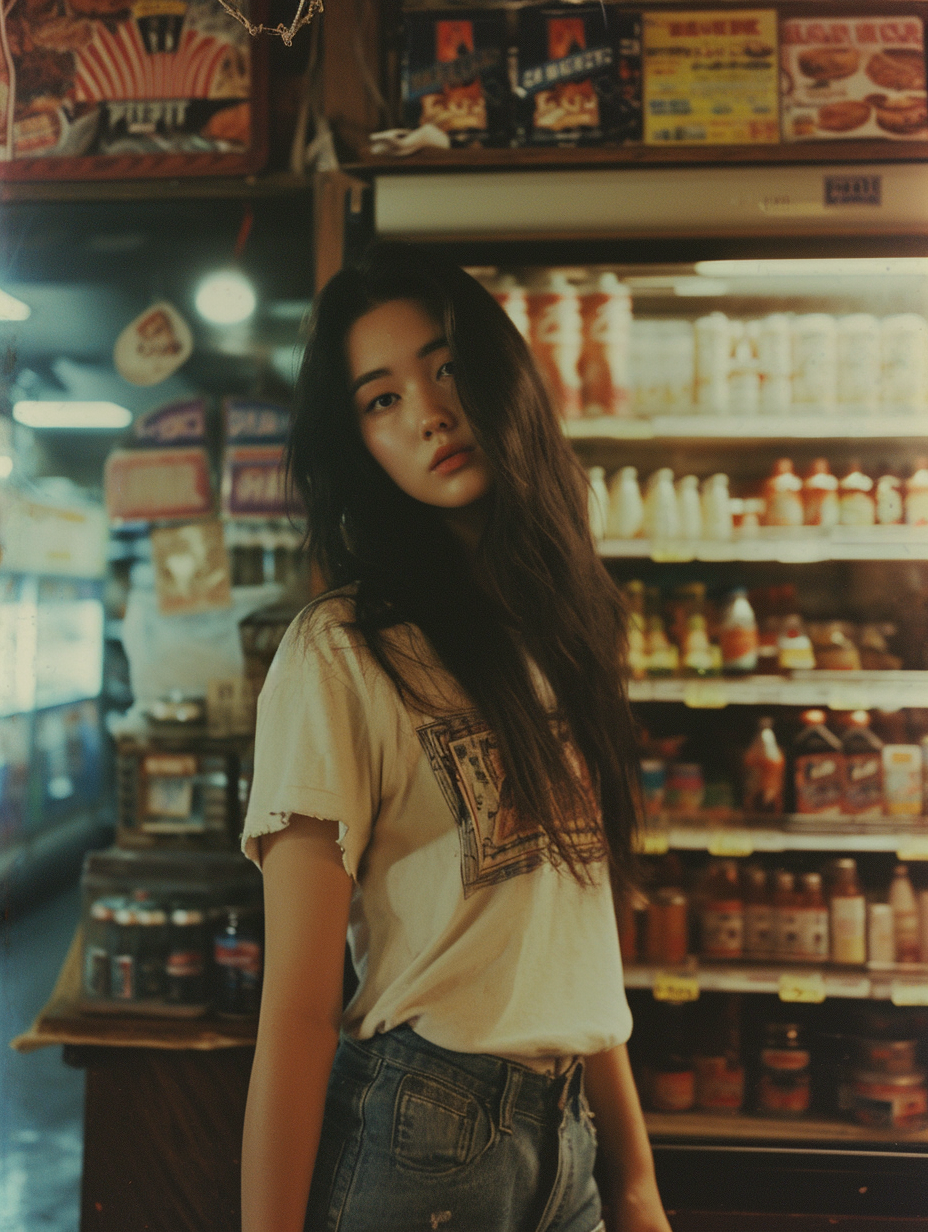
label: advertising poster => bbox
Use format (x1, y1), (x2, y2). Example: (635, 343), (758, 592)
(643, 8), (779, 144)
(781, 15), (926, 141)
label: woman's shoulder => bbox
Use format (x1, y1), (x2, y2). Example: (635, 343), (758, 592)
(270, 585), (365, 678)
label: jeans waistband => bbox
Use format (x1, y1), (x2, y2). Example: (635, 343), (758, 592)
(344, 1025), (584, 1125)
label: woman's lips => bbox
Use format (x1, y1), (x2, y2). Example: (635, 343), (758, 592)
(432, 447), (473, 475)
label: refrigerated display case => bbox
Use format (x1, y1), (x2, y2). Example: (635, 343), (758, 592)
(307, 79), (928, 1217)
(0, 479), (111, 903)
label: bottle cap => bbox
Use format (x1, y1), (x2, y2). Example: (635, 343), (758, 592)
(801, 708), (827, 725)
(848, 710), (871, 727)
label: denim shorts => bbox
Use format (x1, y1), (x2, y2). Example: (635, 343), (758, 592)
(304, 1024), (605, 1232)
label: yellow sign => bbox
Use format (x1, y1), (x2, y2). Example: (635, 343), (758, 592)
(654, 972), (700, 1003)
(684, 682), (728, 709)
(643, 9), (780, 145)
(891, 981), (928, 1007)
(638, 830), (671, 855)
(778, 971), (826, 1003)
(897, 837), (928, 861)
(707, 831), (754, 858)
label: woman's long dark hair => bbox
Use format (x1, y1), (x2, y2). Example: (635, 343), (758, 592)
(288, 242), (641, 892)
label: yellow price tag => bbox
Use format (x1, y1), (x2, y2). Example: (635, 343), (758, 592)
(683, 682), (728, 710)
(778, 972), (825, 1004)
(652, 543), (696, 563)
(897, 837), (928, 861)
(653, 973), (700, 1003)
(638, 831), (670, 855)
(707, 831), (754, 858)
(891, 981), (928, 1007)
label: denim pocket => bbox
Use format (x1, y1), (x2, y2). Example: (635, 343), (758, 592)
(391, 1071), (492, 1173)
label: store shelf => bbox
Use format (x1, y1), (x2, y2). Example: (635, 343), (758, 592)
(645, 1109), (928, 1147)
(599, 529), (928, 562)
(636, 823), (928, 857)
(0, 171), (312, 205)
(627, 672), (928, 709)
(566, 415), (928, 442)
(625, 960), (928, 1003)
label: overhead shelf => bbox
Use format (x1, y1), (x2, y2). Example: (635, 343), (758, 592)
(625, 960), (928, 1004)
(599, 529), (928, 562)
(627, 671), (928, 709)
(566, 416), (928, 441)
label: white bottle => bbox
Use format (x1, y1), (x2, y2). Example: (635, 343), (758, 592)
(694, 313), (730, 414)
(889, 864), (921, 963)
(792, 314), (838, 413)
(701, 473), (734, 541)
(758, 314), (792, 415)
(492, 274), (531, 340)
(587, 467), (610, 541)
(644, 468), (680, 540)
(675, 475), (703, 540)
(881, 314), (928, 415)
(867, 902), (896, 967)
(729, 330), (761, 416)
(837, 314), (880, 416)
(607, 466), (644, 539)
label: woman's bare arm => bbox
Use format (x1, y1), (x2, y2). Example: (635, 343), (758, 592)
(584, 1043), (673, 1232)
(241, 815), (354, 1232)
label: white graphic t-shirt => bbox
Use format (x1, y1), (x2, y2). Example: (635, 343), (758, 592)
(241, 588), (633, 1065)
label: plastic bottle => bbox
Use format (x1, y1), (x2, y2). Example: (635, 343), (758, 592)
(904, 458), (928, 526)
(675, 475), (704, 540)
(526, 271), (583, 419)
(694, 312), (730, 413)
(772, 871), (803, 961)
(881, 313), (928, 414)
(777, 615), (816, 672)
(644, 468), (681, 540)
(695, 994), (745, 1115)
(578, 271), (632, 417)
(889, 864), (921, 964)
(794, 709), (843, 816)
(743, 865), (774, 959)
(829, 858), (867, 965)
(681, 612), (714, 678)
(720, 589), (759, 675)
(802, 459), (840, 528)
(607, 466), (644, 538)
(645, 613), (680, 677)
(624, 579), (648, 680)
(798, 871), (830, 962)
(587, 467), (609, 541)
(839, 462), (876, 527)
(701, 860), (744, 959)
(742, 717), (785, 814)
(791, 313), (837, 412)
(763, 459), (804, 527)
(837, 314), (881, 415)
(841, 711), (884, 818)
(868, 902), (896, 967)
(729, 330), (760, 415)
(491, 274), (531, 339)
(701, 473), (734, 541)
(875, 473), (904, 526)
(648, 1003), (696, 1111)
(757, 314), (792, 415)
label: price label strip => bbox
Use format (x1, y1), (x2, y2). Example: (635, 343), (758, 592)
(653, 972), (700, 1003)
(684, 682), (728, 710)
(778, 971), (826, 1004)
(897, 836), (928, 862)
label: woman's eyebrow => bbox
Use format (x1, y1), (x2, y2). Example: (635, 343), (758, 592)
(350, 337), (449, 396)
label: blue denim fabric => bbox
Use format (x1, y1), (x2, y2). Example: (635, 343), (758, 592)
(304, 1024), (605, 1232)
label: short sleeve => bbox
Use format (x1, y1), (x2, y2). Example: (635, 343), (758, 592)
(241, 600), (383, 880)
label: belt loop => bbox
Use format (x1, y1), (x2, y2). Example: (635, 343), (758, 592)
(499, 1065), (521, 1134)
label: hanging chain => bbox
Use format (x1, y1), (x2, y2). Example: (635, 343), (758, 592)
(215, 0), (323, 46)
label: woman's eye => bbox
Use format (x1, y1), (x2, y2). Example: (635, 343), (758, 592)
(366, 392), (397, 413)
(437, 360), (455, 379)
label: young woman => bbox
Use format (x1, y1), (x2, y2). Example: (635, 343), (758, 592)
(240, 243), (671, 1232)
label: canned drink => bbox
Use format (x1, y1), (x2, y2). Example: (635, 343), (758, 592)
(214, 908), (263, 1016)
(110, 906), (139, 1000)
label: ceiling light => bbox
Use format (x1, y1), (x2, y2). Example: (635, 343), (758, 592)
(0, 289), (31, 320)
(194, 271), (257, 325)
(0, 456), (12, 478)
(695, 258), (928, 278)
(13, 401), (132, 429)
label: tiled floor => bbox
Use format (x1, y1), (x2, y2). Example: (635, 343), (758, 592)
(1, 882), (84, 1232)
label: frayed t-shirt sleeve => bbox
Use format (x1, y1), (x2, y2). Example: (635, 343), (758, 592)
(240, 606), (382, 880)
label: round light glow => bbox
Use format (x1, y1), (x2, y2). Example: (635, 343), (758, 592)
(13, 401), (132, 429)
(194, 270), (257, 325)
(0, 455), (13, 478)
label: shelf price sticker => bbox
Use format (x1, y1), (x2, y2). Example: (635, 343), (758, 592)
(683, 682), (728, 710)
(707, 831), (754, 858)
(652, 542), (696, 563)
(897, 836), (928, 862)
(891, 981), (928, 1008)
(653, 972), (700, 1004)
(638, 830), (670, 856)
(827, 685), (871, 712)
(778, 972), (826, 1004)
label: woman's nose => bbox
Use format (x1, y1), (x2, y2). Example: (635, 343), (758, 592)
(417, 389), (456, 439)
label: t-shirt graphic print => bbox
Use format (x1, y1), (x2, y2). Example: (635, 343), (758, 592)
(417, 709), (604, 897)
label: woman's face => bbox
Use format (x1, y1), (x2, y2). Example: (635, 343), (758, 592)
(346, 299), (493, 510)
